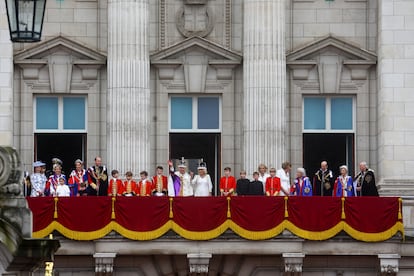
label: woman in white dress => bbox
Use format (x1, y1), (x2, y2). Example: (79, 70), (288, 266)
(191, 163), (213, 196)
(276, 161), (292, 196)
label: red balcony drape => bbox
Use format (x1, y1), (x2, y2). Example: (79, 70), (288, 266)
(27, 196), (403, 242)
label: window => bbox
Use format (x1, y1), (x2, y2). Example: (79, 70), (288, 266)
(303, 96), (354, 132)
(169, 96), (221, 132)
(34, 96), (87, 132)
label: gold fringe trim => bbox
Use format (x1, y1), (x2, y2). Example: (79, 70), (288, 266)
(169, 197), (174, 218)
(113, 221), (171, 240)
(227, 197), (231, 218)
(286, 221), (344, 241)
(171, 221), (229, 240)
(284, 196), (289, 218)
(341, 197), (346, 220)
(343, 222), (405, 242)
(229, 220), (285, 240)
(111, 197), (116, 219)
(398, 198), (402, 220)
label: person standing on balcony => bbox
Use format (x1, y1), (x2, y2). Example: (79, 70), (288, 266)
(354, 161), (379, 196)
(247, 172), (265, 196)
(265, 168), (281, 196)
(168, 159), (193, 197)
(30, 161), (47, 197)
(138, 171), (152, 196)
(151, 166), (168, 196)
(313, 161), (334, 196)
(45, 162), (66, 196)
(88, 156), (108, 196)
(220, 167), (236, 196)
(108, 170), (124, 196)
(292, 168), (312, 196)
(258, 164), (270, 192)
(192, 162), (213, 197)
(236, 170), (250, 196)
(68, 159), (88, 196)
(334, 165), (355, 197)
(276, 161), (292, 196)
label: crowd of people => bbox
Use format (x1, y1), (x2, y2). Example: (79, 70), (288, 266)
(25, 156), (379, 198)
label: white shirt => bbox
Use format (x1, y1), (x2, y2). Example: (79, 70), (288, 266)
(276, 169), (290, 196)
(56, 184), (70, 197)
(258, 173), (270, 192)
(192, 174), (213, 197)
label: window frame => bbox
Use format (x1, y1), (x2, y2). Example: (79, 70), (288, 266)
(33, 95), (88, 133)
(169, 95), (222, 133)
(302, 96), (355, 133)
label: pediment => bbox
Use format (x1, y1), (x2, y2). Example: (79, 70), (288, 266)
(14, 36), (106, 65)
(286, 35), (377, 64)
(150, 36), (242, 65)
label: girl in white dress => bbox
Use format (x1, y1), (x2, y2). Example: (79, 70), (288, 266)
(191, 163), (213, 197)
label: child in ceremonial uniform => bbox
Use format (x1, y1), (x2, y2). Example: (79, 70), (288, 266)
(138, 171), (152, 196)
(265, 168), (281, 196)
(152, 166), (168, 196)
(108, 170), (124, 196)
(220, 167), (236, 196)
(123, 171), (137, 196)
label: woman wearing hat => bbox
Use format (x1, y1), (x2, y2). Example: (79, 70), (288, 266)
(191, 162), (213, 197)
(45, 163), (66, 196)
(291, 168), (312, 196)
(30, 161), (47, 197)
(333, 165), (355, 197)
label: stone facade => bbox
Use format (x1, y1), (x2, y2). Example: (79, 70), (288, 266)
(2, 0), (414, 275)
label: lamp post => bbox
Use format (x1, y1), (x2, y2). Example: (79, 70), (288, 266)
(4, 0), (46, 42)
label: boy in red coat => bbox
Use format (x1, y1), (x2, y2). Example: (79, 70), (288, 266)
(265, 168), (281, 196)
(151, 166), (168, 196)
(220, 167), (236, 196)
(138, 171), (152, 196)
(108, 169), (124, 196)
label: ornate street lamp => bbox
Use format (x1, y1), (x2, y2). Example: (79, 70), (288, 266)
(4, 0), (46, 42)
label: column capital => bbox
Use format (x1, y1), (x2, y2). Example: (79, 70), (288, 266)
(378, 254), (400, 275)
(282, 253), (305, 273)
(187, 253), (212, 274)
(94, 253), (117, 274)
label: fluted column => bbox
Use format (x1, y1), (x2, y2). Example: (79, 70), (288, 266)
(243, 0), (286, 174)
(107, 0), (150, 173)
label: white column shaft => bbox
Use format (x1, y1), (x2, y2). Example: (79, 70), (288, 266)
(243, 0), (286, 174)
(107, 0), (150, 173)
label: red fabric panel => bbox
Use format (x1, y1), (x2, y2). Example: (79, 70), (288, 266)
(172, 197), (227, 231)
(115, 197), (169, 231)
(288, 196), (342, 231)
(230, 196), (284, 231)
(26, 197), (54, 232)
(345, 197), (399, 233)
(57, 197), (112, 232)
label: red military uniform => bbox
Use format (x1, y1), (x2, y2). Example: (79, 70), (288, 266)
(219, 176), (236, 196)
(123, 180), (138, 196)
(108, 178), (124, 196)
(151, 175), (168, 196)
(138, 179), (152, 196)
(265, 176), (281, 196)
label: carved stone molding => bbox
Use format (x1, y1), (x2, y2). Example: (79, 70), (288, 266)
(187, 253), (212, 274)
(378, 254), (400, 275)
(94, 253), (116, 275)
(176, 2), (214, 38)
(283, 253), (305, 273)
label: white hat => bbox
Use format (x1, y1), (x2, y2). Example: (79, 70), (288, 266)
(297, 167), (306, 176)
(339, 165), (348, 172)
(33, 161), (46, 167)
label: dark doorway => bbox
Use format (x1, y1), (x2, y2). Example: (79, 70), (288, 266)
(35, 134), (87, 176)
(303, 133), (354, 180)
(170, 133), (221, 195)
